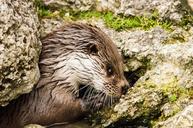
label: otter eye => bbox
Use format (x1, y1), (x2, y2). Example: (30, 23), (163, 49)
(106, 64), (114, 76)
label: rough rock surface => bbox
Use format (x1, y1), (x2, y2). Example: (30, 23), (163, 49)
(39, 18), (66, 37)
(109, 26), (193, 76)
(42, 0), (191, 22)
(43, 0), (95, 11)
(115, 0), (184, 22)
(155, 104), (193, 128)
(42, 0), (118, 12)
(0, 0), (41, 106)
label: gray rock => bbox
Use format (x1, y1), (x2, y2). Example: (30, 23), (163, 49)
(43, 0), (95, 11)
(155, 104), (193, 128)
(116, 0), (184, 22)
(42, 0), (120, 12)
(40, 18), (66, 37)
(0, 0), (41, 106)
(112, 27), (193, 88)
(96, 0), (121, 12)
(42, 0), (190, 22)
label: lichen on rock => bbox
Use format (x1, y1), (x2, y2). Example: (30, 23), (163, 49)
(94, 63), (193, 127)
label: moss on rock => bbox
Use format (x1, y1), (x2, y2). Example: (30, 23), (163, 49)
(34, 0), (174, 31)
(91, 73), (193, 128)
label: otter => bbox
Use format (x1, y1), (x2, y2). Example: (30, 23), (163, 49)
(0, 23), (129, 128)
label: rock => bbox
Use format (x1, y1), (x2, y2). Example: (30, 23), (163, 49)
(42, 0), (119, 12)
(96, 0), (121, 12)
(43, 0), (95, 11)
(155, 104), (193, 128)
(94, 60), (193, 127)
(0, 0), (41, 106)
(116, 0), (184, 22)
(42, 0), (191, 22)
(40, 18), (66, 37)
(112, 27), (193, 87)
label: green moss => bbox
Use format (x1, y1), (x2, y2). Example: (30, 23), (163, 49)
(138, 78), (192, 127)
(103, 12), (141, 31)
(161, 79), (189, 101)
(179, 12), (193, 29)
(64, 11), (172, 31)
(72, 10), (102, 19)
(91, 78), (192, 127)
(89, 106), (116, 127)
(34, 0), (53, 18)
(168, 94), (177, 102)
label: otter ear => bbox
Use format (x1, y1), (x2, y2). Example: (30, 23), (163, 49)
(88, 44), (98, 55)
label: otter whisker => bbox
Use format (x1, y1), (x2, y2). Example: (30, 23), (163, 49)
(97, 92), (106, 110)
(110, 95), (113, 106)
(109, 95), (112, 107)
(74, 84), (90, 95)
(97, 92), (105, 108)
(45, 122), (69, 128)
(106, 96), (110, 107)
(87, 88), (96, 109)
(103, 93), (108, 107)
(91, 91), (103, 110)
(82, 86), (93, 101)
(66, 86), (74, 93)
(109, 95), (113, 107)
(85, 89), (99, 109)
(85, 86), (93, 99)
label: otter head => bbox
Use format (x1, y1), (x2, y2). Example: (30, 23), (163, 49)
(40, 23), (129, 109)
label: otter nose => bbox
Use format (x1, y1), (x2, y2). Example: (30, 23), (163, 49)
(121, 84), (130, 95)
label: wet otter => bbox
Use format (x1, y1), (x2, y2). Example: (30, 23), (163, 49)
(0, 23), (129, 128)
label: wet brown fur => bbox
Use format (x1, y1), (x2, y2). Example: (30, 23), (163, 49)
(0, 23), (128, 128)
